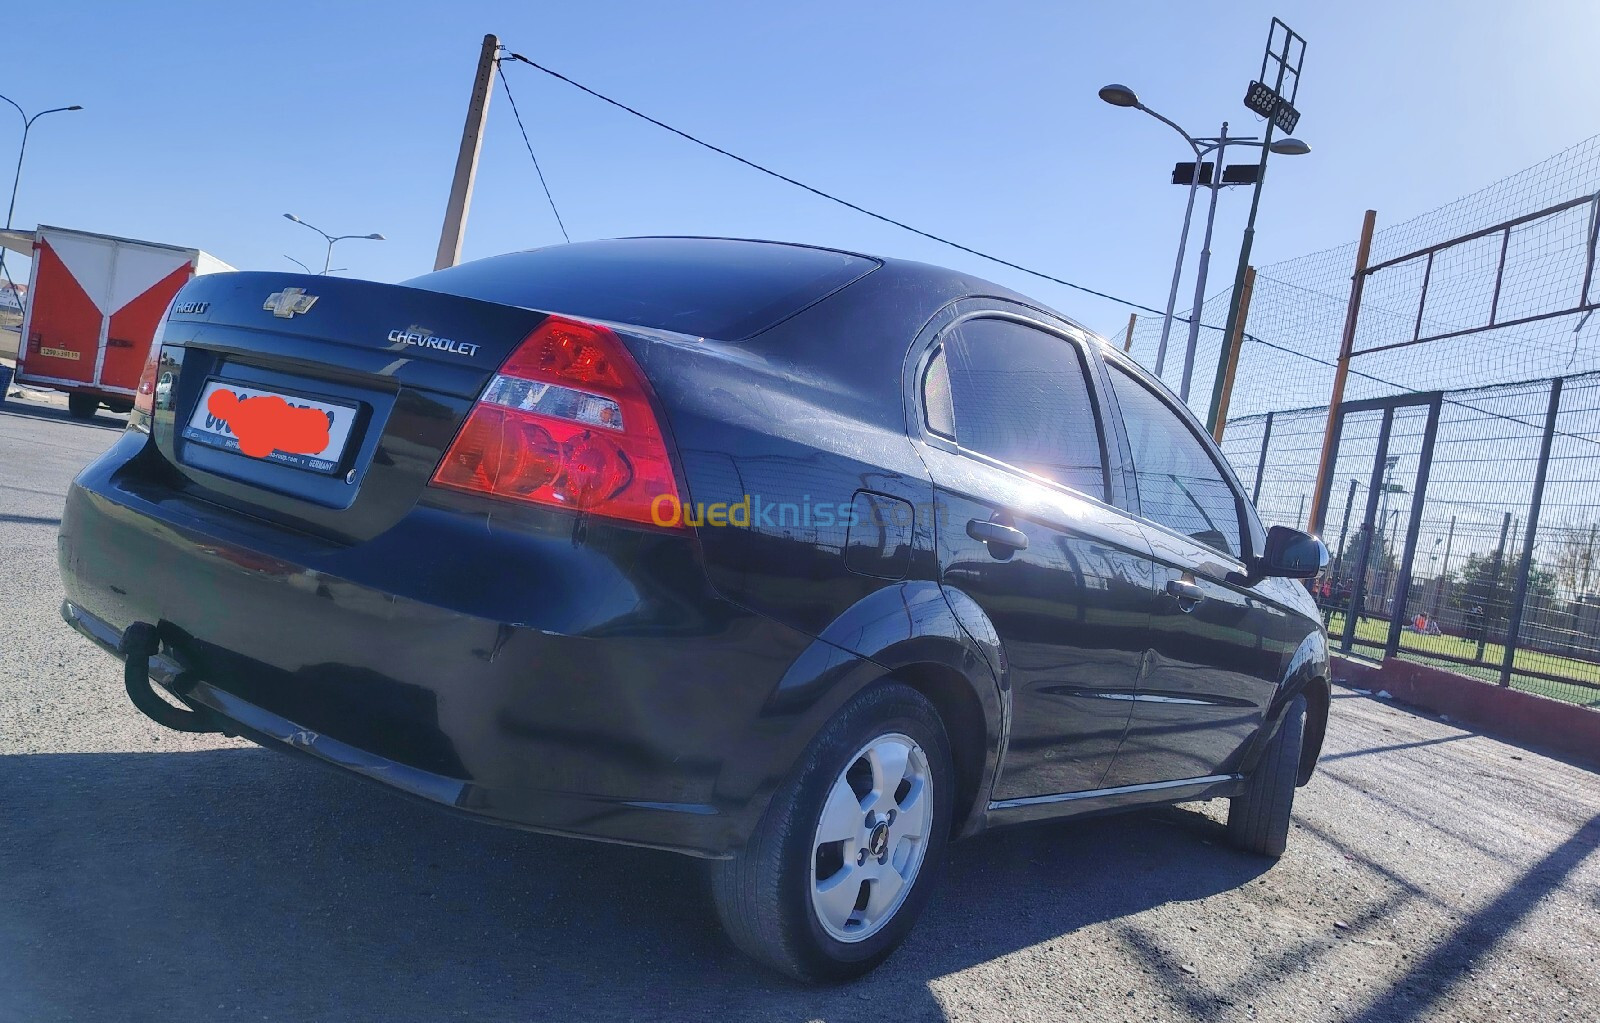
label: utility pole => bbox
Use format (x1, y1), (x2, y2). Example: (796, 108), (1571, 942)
(1308, 209), (1377, 533)
(434, 34), (500, 271)
(1210, 265), (1256, 442)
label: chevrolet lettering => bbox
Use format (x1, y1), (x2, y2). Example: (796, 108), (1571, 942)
(387, 328), (480, 358)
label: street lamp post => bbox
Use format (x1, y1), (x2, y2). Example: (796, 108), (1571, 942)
(282, 213), (385, 274)
(1097, 84), (1192, 380)
(1205, 18), (1309, 432)
(0, 95), (82, 283)
(1375, 455), (1405, 609)
(1098, 84), (1308, 401)
(1178, 121), (1230, 402)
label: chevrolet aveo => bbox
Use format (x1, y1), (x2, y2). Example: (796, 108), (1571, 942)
(59, 237), (1329, 982)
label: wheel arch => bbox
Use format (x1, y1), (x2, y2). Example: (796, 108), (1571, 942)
(883, 659), (991, 841)
(722, 581), (1006, 846)
(814, 581), (1005, 840)
(1297, 676), (1331, 786)
(1239, 627), (1331, 785)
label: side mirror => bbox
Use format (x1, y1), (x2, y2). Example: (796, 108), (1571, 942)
(1259, 524), (1328, 579)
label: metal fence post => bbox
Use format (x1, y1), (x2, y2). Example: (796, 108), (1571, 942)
(1251, 411), (1275, 507)
(1500, 377), (1564, 687)
(1342, 407), (1395, 655)
(1385, 394), (1443, 658)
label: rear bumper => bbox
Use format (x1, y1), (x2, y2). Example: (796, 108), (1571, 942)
(67, 599), (732, 855)
(65, 599), (474, 805)
(58, 435), (825, 858)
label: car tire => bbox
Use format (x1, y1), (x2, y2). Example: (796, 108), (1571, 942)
(67, 394), (99, 420)
(710, 681), (954, 983)
(1227, 694), (1306, 858)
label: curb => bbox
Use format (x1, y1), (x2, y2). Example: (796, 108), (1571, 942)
(1334, 655), (1600, 773)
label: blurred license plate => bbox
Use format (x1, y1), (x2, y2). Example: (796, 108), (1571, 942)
(182, 379), (358, 475)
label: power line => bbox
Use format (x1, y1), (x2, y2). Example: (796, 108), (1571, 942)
(501, 52), (1191, 323)
(498, 50), (1596, 453)
(1243, 333), (1600, 451)
(496, 57), (569, 244)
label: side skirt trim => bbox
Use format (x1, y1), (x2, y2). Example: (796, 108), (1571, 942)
(989, 773), (1239, 810)
(984, 773), (1244, 828)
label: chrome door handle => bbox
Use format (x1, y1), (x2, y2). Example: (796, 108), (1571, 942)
(1166, 578), (1205, 612)
(967, 518), (1028, 554)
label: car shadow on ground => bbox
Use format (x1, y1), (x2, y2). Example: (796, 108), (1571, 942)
(0, 398), (127, 430)
(0, 748), (1271, 1021)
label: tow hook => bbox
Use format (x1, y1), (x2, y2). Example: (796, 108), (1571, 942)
(121, 622), (223, 733)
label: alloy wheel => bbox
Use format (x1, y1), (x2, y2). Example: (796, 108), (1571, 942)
(809, 732), (933, 943)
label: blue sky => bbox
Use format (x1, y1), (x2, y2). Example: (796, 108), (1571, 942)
(7, 1), (1600, 336)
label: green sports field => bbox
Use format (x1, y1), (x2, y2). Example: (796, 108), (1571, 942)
(1324, 612), (1600, 709)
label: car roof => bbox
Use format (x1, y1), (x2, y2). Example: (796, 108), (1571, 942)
(631, 236), (1106, 341)
(410, 235), (1109, 351)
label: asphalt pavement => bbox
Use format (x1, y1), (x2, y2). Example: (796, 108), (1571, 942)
(1, 391), (1597, 1022)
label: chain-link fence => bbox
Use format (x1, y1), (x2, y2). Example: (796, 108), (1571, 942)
(1119, 131), (1600, 426)
(1116, 132), (1600, 710)
(1222, 375), (1600, 709)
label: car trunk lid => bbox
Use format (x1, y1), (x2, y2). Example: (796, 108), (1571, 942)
(144, 271), (551, 543)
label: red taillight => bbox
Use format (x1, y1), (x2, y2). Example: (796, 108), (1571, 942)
(132, 340), (163, 420)
(431, 316), (685, 528)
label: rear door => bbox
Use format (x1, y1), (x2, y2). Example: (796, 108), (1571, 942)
(17, 229), (195, 395)
(914, 312), (1155, 800)
(1096, 357), (1293, 787)
(100, 242), (195, 392)
(18, 229), (110, 386)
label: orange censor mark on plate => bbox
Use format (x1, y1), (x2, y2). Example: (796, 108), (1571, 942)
(206, 389), (331, 459)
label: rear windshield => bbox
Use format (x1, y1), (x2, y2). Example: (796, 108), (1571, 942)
(403, 237), (878, 342)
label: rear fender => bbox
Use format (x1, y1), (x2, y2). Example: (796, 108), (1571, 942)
(716, 581), (1005, 843)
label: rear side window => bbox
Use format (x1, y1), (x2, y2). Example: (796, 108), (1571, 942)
(922, 347), (955, 438)
(1106, 364), (1243, 557)
(935, 317), (1107, 499)
(404, 237), (878, 342)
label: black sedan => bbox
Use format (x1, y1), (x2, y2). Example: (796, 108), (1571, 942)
(58, 237), (1329, 982)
